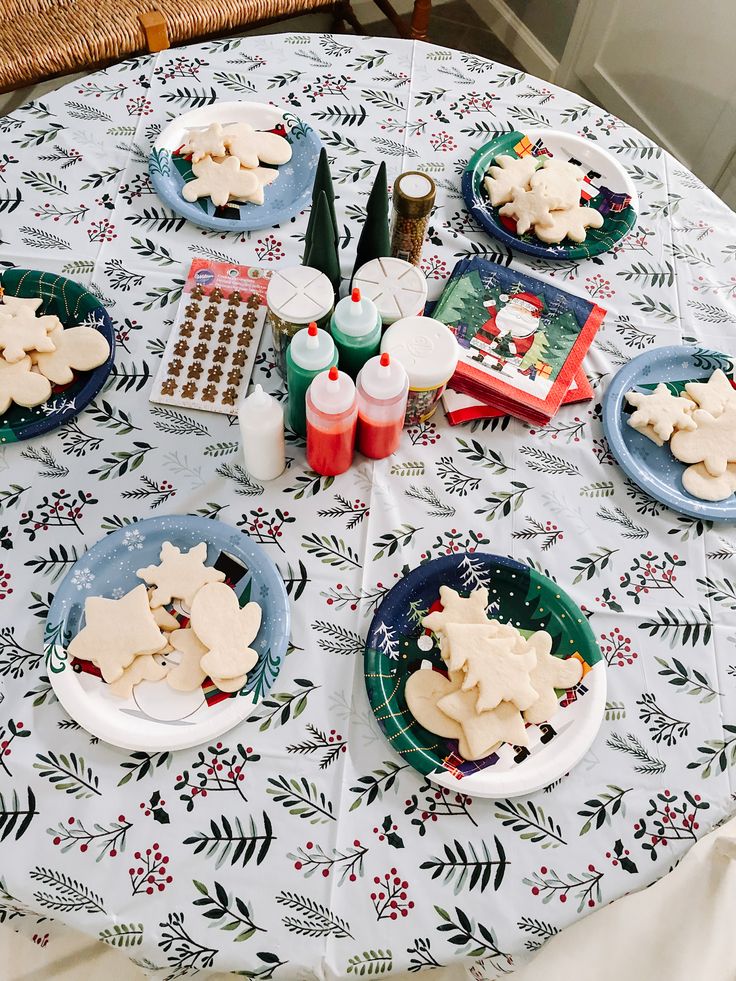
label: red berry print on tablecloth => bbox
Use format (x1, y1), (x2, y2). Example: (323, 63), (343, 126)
(0, 565), (12, 600)
(126, 96), (153, 116)
(599, 628), (638, 668)
(175, 742), (260, 812)
(236, 508), (295, 553)
(428, 131), (457, 153)
(633, 790), (710, 860)
(619, 551), (685, 603)
(404, 783), (477, 836)
(603, 839), (638, 875)
(49, 814), (132, 860)
(129, 843), (172, 895)
(370, 869), (413, 921)
(524, 864), (604, 912)
(88, 219), (117, 242)
(0, 719), (30, 776)
(288, 839), (367, 883)
(420, 256), (449, 281)
(286, 724), (347, 768)
(371, 815), (404, 850)
(584, 274), (615, 300)
(19, 490), (97, 542)
(139, 790), (170, 825)
(254, 235), (285, 262)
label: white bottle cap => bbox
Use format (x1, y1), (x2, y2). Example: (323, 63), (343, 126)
(239, 383), (283, 430)
(380, 316), (459, 389)
(308, 366), (356, 415)
(289, 322), (335, 371)
(333, 287), (380, 337)
(267, 266), (334, 323)
(353, 257), (428, 325)
(357, 352), (408, 402)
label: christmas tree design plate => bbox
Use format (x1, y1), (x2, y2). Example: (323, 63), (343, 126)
(45, 515), (290, 752)
(364, 553), (605, 798)
(603, 345), (736, 522)
(462, 129), (638, 260)
(0, 269), (115, 444)
(149, 101), (322, 232)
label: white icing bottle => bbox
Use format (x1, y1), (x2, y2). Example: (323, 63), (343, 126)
(238, 384), (285, 481)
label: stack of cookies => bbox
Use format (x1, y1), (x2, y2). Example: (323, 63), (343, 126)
(180, 121), (292, 208)
(0, 294), (109, 412)
(484, 154), (604, 244)
(405, 586), (582, 760)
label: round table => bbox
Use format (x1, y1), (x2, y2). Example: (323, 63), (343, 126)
(1, 33), (735, 980)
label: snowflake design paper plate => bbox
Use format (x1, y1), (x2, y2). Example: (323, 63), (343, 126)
(462, 128), (638, 260)
(45, 515), (290, 752)
(0, 269), (115, 443)
(364, 552), (605, 799)
(149, 101), (322, 232)
(603, 344), (736, 522)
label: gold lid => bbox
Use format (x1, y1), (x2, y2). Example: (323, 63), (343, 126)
(392, 171), (436, 218)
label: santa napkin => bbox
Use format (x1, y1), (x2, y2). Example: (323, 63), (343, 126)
(432, 257), (605, 424)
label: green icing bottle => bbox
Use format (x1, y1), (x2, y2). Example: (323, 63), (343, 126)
(330, 287), (381, 379)
(286, 321), (338, 437)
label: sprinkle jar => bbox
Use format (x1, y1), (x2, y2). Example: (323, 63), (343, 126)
(380, 316), (458, 426)
(390, 171), (436, 266)
(266, 266), (334, 378)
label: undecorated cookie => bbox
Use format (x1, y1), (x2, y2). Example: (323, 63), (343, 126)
(422, 586), (489, 657)
(533, 205), (604, 243)
(523, 634), (582, 725)
(0, 296), (43, 315)
(222, 123), (292, 167)
(183, 156), (261, 208)
(34, 325), (110, 385)
(229, 167), (280, 206)
(149, 590), (180, 631)
(670, 405), (736, 477)
(444, 623), (538, 712)
(437, 689), (529, 758)
(499, 188), (555, 235)
(107, 653), (169, 699)
(0, 355), (51, 412)
(685, 369), (736, 417)
(137, 541), (225, 608)
(483, 154), (539, 207)
(404, 667), (463, 739)
(625, 383), (696, 443)
(0, 309), (59, 363)
(210, 673), (247, 693)
(182, 122), (228, 162)
(682, 462), (736, 501)
(166, 628), (207, 692)
(190, 581), (261, 679)
(529, 157), (584, 210)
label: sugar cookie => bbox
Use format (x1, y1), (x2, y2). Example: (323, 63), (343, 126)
(625, 383), (696, 442)
(405, 667), (463, 739)
(682, 462), (736, 501)
(166, 628), (208, 692)
(182, 122), (228, 162)
(210, 673), (247, 693)
(437, 689), (529, 758)
(0, 356), (52, 412)
(523, 633), (582, 725)
(684, 369), (736, 417)
(183, 156), (261, 208)
(0, 296), (43, 315)
(229, 166), (280, 206)
(68, 584), (167, 684)
(190, 582), (261, 679)
(148, 590), (180, 631)
(499, 188), (555, 235)
(670, 405), (736, 477)
(107, 653), (169, 699)
(137, 541), (225, 608)
(529, 157), (584, 210)
(222, 123), (292, 167)
(0, 309), (59, 363)
(483, 154), (539, 207)
(34, 325), (110, 385)
(422, 586), (489, 658)
(533, 205), (604, 243)
(444, 623), (538, 712)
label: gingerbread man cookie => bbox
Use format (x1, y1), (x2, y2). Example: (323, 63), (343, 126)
(523, 633), (582, 725)
(437, 689), (529, 759)
(107, 653), (169, 699)
(181, 122), (228, 163)
(0, 356), (52, 412)
(0, 309), (59, 363)
(183, 156), (261, 208)
(34, 325), (110, 385)
(166, 628), (208, 692)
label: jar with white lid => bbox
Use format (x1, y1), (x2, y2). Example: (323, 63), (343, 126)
(266, 265), (334, 378)
(380, 315), (459, 426)
(352, 257), (427, 328)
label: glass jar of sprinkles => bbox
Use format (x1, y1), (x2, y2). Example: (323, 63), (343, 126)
(390, 172), (436, 266)
(266, 266), (334, 379)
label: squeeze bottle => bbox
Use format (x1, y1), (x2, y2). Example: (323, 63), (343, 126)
(306, 366), (358, 476)
(238, 384), (286, 481)
(329, 287), (381, 379)
(356, 353), (409, 459)
(286, 321), (338, 437)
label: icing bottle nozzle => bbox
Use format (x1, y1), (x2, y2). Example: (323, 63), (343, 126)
(306, 321), (318, 348)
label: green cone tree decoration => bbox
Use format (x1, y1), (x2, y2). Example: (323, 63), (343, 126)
(304, 190), (341, 297)
(304, 147), (339, 253)
(351, 161), (390, 280)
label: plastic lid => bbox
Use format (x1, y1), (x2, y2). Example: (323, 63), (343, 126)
(380, 316), (459, 389)
(288, 321), (336, 371)
(238, 383), (283, 428)
(332, 287), (380, 337)
(267, 266), (334, 322)
(393, 172), (436, 218)
(353, 257), (428, 324)
(308, 365), (356, 415)
(357, 352), (409, 402)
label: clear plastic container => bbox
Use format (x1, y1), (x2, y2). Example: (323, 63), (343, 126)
(329, 287), (381, 378)
(286, 321), (338, 437)
(356, 353), (409, 459)
(306, 366), (358, 476)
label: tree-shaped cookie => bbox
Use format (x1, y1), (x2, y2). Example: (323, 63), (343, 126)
(685, 369), (736, 417)
(34, 325), (110, 385)
(181, 122), (228, 162)
(670, 405), (736, 476)
(444, 623), (538, 711)
(422, 586), (489, 635)
(437, 690), (529, 759)
(523, 632), (583, 725)
(137, 541), (225, 608)
(68, 584), (167, 683)
(483, 154), (539, 207)
(190, 582), (261, 679)
(0, 356), (51, 411)
(625, 383), (696, 443)
(0, 296), (43, 315)
(182, 157), (261, 208)
(0, 309), (59, 363)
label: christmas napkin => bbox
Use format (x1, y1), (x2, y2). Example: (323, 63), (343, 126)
(432, 257), (605, 424)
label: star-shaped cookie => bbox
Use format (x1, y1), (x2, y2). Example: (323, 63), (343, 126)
(523, 633), (583, 725)
(68, 584), (167, 683)
(182, 156), (261, 208)
(625, 383), (696, 442)
(137, 541), (225, 608)
(437, 689), (529, 758)
(483, 154), (539, 207)
(444, 623), (538, 711)
(670, 405), (736, 476)
(0, 309), (59, 363)
(685, 369), (736, 417)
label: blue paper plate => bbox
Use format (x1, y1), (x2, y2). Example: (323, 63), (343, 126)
(602, 345), (736, 522)
(45, 515), (291, 751)
(149, 101), (322, 232)
(462, 128), (638, 260)
(364, 552), (605, 798)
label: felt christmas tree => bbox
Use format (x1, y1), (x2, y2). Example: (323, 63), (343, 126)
(304, 190), (341, 297)
(351, 162), (390, 280)
(304, 148), (339, 253)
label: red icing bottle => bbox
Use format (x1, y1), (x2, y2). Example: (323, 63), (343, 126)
(306, 365), (358, 476)
(356, 352), (409, 459)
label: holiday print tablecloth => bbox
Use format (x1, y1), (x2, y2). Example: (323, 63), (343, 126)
(0, 33), (735, 979)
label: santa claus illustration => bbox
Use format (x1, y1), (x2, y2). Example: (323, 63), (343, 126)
(471, 291), (544, 361)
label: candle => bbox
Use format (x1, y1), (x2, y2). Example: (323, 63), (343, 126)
(356, 352), (409, 459)
(306, 366), (357, 476)
(329, 287), (381, 379)
(238, 384), (285, 481)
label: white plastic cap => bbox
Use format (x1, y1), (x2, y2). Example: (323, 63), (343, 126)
(308, 366), (356, 415)
(357, 352), (409, 402)
(333, 287), (380, 337)
(380, 316), (459, 389)
(353, 257), (428, 325)
(238, 383), (283, 430)
(289, 322), (335, 371)
(267, 266), (334, 323)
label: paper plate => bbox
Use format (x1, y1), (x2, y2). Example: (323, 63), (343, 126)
(602, 344), (736, 522)
(149, 101), (322, 232)
(45, 515), (290, 752)
(462, 128), (638, 260)
(0, 269), (115, 444)
(364, 552), (605, 798)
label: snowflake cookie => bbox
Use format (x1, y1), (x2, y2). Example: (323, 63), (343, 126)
(137, 541), (225, 608)
(625, 383), (697, 443)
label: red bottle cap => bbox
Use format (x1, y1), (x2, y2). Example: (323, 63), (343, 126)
(351, 287), (361, 303)
(328, 365), (339, 381)
(380, 352), (390, 367)
(307, 321), (318, 336)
